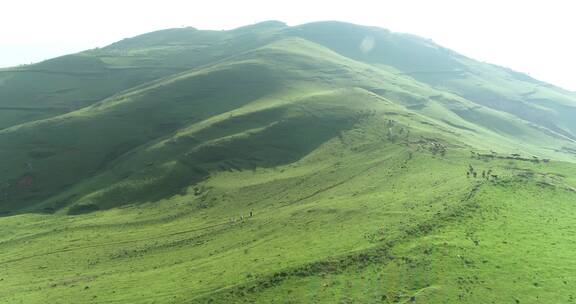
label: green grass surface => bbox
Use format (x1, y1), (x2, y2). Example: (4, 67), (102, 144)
(1, 21), (576, 303)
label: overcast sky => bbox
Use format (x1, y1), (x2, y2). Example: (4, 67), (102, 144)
(1, 0), (575, 90)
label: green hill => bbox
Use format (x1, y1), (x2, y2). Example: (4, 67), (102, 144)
(1, 21), (575, 303)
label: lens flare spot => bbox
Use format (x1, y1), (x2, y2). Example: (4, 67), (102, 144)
(360, 36), (375, 53)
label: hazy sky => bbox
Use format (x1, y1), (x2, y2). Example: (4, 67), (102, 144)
(2, 0), (575, 90)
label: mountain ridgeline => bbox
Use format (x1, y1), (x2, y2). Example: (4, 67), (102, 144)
(1, 21), (576, 303)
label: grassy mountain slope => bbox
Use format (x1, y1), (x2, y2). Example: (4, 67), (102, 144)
(288, 21), (576, 140)
(2, 37), (574, 215)
(1, 21), (575, 303)
(0, 22), (285, 130)
(2, 127), (575, 303)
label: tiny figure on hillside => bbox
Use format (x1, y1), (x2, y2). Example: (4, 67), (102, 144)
(249, 210), (253, 217)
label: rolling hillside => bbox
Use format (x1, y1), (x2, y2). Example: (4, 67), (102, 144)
(1, 21), (575, 303)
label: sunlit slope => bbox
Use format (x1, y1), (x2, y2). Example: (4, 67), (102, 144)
(205, 163), (576, 304)
(1, 119), (575, 303)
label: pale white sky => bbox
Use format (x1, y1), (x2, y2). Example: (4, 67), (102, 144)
(1, 0), (575, 90)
